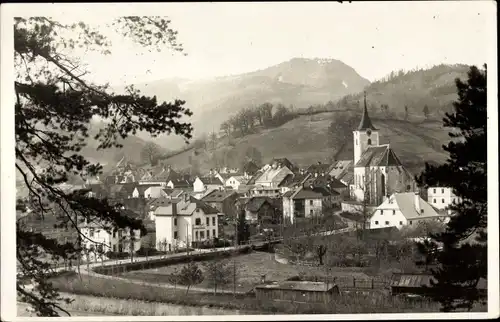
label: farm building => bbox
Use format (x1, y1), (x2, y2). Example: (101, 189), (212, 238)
(390, 273), (487, 298)
(254, 281), (340, 304)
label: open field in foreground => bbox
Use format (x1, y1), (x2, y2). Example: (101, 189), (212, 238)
(121, 251), (373, 292)
(47, 271), (457, 314)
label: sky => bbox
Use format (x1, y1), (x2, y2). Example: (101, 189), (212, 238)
(8, 1), (498, 86)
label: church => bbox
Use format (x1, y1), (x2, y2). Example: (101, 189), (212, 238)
(350, 93), (417, 206)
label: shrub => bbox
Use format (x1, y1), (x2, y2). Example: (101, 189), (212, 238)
(105, 251), (130, 260)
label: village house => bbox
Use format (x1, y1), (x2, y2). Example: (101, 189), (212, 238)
(138, 166), (179, 186)
(328, 160), (354, 186)
(250, 162), (294, 197)
(154, 194), (221, 251)
(350, 93), (417, 205)
(282, 186), (335, 224)
(427, 186), (461, 210)
(369, 192), (450, 230)
(224, 174), (251, 190)
(166, 177), (194, 190)
(243, 196), (281, 225)
(193, 176), (225, 197)
(202, 190), (240, 236)
(78, 209), (142, 256)
(131, 184), (162, 198)
(305, 162), (332, 177)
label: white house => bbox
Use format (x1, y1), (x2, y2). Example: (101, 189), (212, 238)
(427, 187), (461, 210)
(194, 176), (224, 192)
(79, 210), (142, 259)
(154, 194), (221, 251)
(369, 192), (450, 230)
(225, 175), (250, 190)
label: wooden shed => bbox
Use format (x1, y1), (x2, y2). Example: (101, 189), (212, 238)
(255, 281), (340, 304)
(391, 273), (487, 298)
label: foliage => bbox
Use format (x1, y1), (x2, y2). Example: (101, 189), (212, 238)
(177, 261), (204, 295)
(415, 65), (487, 311)
(140, 142), (162, 166)
(202, 260), (233, 295)
(236, 206), (251, 245)
(327, 111), (360, 160)
(423, 105), (430, 119)
(15, 16), (192, 316)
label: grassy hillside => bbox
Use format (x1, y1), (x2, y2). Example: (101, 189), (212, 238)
(334, 64), (470, 120)
(162, 111), (451, 176)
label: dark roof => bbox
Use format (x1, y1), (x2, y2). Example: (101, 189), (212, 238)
(135, 184), (162, 194)
(199, 176), (223, 185)
(306, 163), (332, 174)
(202, 190), (238, 203)
(391, 273), (487, 291)
(355, 145), (404, 168)
(121, 183), (137, 195)
(169, 178), (193, 188)
(247, 171), (263, 185)
(279, 173), (311, 188)
(357, 92), (377, 131)
(120, 208), (142, 219)
(245, 197), (274, 213)
(189, 196), (220, 215)
(293, 187), (331, 200)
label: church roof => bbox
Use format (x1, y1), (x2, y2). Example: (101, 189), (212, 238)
(357, 92), (377, 131)
(355, 145), (404, 168)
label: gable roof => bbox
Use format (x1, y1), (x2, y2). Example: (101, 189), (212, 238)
(306, 163), (332, 175)
(329, 160), (353, 179)
(279, 173), (311, 188)
(293, 187), (331, 200)
(391, 192), (445, 220)
(169, 178), (193, 188)
(355, 145), (404, 168)
(357, 92), (377, 131)
(202, 190), (238, 203)
(198, 176), (223, 185)
(155, 196), (219, 216)
(245, 197), (275, 213)
(255, 166), (293, 186)
(134, 184), (162, 194)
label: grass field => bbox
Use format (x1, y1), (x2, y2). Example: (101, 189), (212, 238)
(121, 251), (372, 292)
(48, 271), (454, 314)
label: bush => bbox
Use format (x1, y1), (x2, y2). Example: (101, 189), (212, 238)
(105, 251), (130, 260)
(136, 247), (166, 257)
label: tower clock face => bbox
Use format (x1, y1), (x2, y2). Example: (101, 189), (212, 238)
(366, 129), (372, 136)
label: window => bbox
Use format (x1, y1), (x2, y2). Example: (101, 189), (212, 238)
(174, 231), (178, 239)
(195, 218), (201, 225)
(200, 231), (205, 239)
(433, 189), (436, 193)
(374, 221), (379, 225)
(212, 217), (216, 226)
(380, 210), (383, 215)
(206, 217), (210, 226)
(441, 189), (445, 193)
(89, 229), (94, 238)
(113, 245), (117, 252)
(385, 221), (389, 225)
(195, 231), (199, 240)
(213, 229), (216, 237)
(207, 230), (210, 238)
(442, 199), (445, 203)
(420, 209), (424, 214)
(406, 185), (411, 191)
(399, 221), (403, 225)
(174, 218), (177, 226)
(309, 200), (313, 206)
(409, 221), (413, 225)
(367, 139), (372, 145)
(392, 210), (396, 215)
(433, 198), (436, 203)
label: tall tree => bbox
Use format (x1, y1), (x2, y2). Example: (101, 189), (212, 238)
(140, 142), (162, 166)
(423, 104), (430, 120)
(416, 65), (487, 312)
(15, 17), (192, 316)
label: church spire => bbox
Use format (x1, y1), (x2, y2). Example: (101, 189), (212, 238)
(357, 91), (377, 131)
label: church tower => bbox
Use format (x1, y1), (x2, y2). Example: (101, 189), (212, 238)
(353, 92), (379, 165)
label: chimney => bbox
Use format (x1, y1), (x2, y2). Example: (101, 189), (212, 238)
(415, 191), (421, 214)
(171, 200), (178, 217)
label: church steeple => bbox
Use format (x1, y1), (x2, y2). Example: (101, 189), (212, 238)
(357, 91), (377, 131)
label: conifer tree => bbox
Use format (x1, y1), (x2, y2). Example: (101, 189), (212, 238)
(15, 17), (192, 316)
(416, 65), (487, 311)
